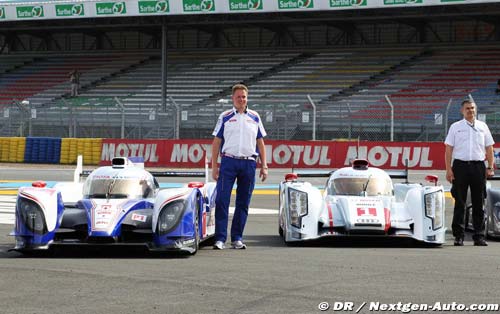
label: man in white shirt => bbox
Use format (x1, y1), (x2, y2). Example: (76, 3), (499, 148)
(445, 100), (494, 246)
(211, 84), (268, 250)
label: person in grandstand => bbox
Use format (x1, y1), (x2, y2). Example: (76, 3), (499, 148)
(210, 83), (268, 250)
(69, 69), (80, 97)
(496, 79), (500, 94)
(444, 99), (495, 246)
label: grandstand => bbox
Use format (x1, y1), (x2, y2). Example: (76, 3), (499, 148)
(1, 1), (500, 141)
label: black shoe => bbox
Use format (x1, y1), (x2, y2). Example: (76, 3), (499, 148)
(473, 238), (488, 246)
(454, 237), (464, 246)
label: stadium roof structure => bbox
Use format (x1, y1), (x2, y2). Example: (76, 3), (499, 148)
(0, 0), (500, 23)
(0, 0), (499, 51)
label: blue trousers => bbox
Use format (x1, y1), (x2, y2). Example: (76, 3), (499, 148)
(215, 156), (256, 242)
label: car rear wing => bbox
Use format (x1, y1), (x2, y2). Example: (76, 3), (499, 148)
(294, 170), (334, 177)
(386, 170), (408, 180)
(293, 169), (408, 180)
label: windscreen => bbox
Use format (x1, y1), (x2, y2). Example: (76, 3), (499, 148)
(83, 177), (154, 199)
(329, 177), (392, 196)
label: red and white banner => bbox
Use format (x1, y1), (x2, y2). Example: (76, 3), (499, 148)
(99, 139), (455, 169)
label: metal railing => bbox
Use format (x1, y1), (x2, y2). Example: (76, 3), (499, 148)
(2, 95), (500, 141)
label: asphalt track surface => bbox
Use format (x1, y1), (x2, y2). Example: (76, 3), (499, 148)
(1, 164), (500, 314)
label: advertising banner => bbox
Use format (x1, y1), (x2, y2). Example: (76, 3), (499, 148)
(0, 0), (498, 22)
(99, 139), (452, 170)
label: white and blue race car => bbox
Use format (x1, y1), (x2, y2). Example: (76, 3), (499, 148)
(278, 159), (446, 246)
(465, 176), (500, 239)
(12, 157), (216, 255)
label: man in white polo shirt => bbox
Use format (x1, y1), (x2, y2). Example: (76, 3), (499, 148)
(445, 100), (494, 246)
(211, 84), (268, 250)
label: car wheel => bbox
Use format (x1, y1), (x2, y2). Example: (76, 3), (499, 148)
(282, 223), (297, 246)
(278, 214), (284, 236)
(485, 216), (491, 240)
(190, 210), (200, 255)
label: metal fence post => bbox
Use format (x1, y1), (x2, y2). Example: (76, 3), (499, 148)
(115, 97), (125, 139)
(25, 100), (32, 136)
(384, 95), (394, 142)
(445, 98), (453, 138)
(346, 103), (352, 140)
(62, 98), (73, 137)
(168, 96), (180, 139)
(306, 94), (317, 141)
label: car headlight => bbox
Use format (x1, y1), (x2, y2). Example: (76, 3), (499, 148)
(288, 188), (308, 228)
(158, 200), (186, 235)
(18, 197), (47, 234)
(424, 191), (444, 230)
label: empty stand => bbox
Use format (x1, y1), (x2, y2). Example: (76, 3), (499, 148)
(2, 45), (500, 140)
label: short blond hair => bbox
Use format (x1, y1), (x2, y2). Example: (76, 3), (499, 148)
(232, 83), (248, 95)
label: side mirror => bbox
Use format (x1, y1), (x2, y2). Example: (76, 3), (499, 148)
(285, 173), (298, 182)
(188, 182), (204, 188)
(32, 181), (47, 188)
(425, 175), (439, 186)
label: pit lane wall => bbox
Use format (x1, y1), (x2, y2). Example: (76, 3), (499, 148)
(2, 137), (500, 170)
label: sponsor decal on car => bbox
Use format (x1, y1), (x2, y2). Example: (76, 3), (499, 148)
(131, 213), (147, 222)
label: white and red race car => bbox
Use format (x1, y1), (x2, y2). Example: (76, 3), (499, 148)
(278, 160), (446, 246)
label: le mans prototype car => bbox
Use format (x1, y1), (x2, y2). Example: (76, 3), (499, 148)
(278, 159), (446, 245)
(11, 157), (216, 255)
(465, 176), (500, 239)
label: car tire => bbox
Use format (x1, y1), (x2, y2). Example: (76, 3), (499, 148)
(190, 214), (200, 255)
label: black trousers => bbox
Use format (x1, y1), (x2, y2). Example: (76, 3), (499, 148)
(451, 159), (486, 240)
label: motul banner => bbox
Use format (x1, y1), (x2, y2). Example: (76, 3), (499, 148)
(100, 139), (460, 169)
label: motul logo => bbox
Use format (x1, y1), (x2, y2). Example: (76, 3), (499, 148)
(169, 143), (331, 166)
(345, 146), (433, 168)
(101, 143), (158, 162)
(270, 144), (331, 165)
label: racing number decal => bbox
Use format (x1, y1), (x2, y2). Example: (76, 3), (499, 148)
(93, 204), (117, 230)
(357, 207), (377, 216)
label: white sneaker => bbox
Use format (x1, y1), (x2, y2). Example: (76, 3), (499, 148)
(213, 241), (225, 250)
(231, 240), (247, 249)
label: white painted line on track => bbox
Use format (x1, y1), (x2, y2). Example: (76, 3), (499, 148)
(229, 207), (277, 215)
(0, 195), (15, 225)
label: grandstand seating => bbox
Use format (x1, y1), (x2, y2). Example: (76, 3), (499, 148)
(1, 45), (500, 140)
(324, 47), (500, 126)
(0, 53), (148, 108)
